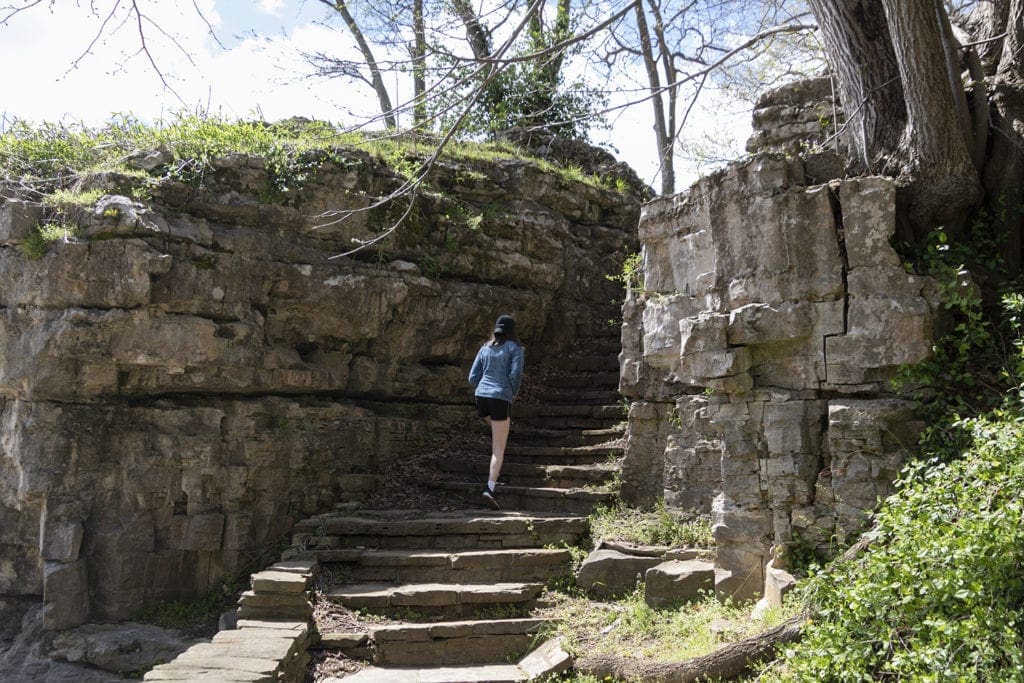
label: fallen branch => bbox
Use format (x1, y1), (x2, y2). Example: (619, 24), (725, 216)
(573, 535), (875, 682)
(575, 614), (804, 682)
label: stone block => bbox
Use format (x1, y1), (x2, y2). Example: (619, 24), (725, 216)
(727, 302), (815, 345)
(0, 199), (43, 244)
(39, 513), (84, 562)
(518, 637), (572, 678)
(42, 560), (89, 630)
(839, 177), (900, 269)
(251, 570), (311, 594)
(644, 559), (715, 608)
(51, 622), (192, 675)
(183, 513), (224, 551)
(576, 549), (663, 597)
(763, 559), (796, 608)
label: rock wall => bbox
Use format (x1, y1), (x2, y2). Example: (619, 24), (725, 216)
(620, 155), (936, 598)
(0, 147), (639, 630)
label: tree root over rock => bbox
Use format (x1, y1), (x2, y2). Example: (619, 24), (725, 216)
(572, 538), (872, 681)
(574, 614), (804, 682)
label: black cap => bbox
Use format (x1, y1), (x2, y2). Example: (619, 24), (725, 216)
(494, 314), (516, 335)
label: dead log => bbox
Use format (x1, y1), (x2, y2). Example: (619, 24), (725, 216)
(575, 614), (804, 682)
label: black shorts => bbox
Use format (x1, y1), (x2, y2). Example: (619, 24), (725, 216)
(476, 397), (511, 421)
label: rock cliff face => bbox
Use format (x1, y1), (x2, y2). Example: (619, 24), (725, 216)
(620, 155), (937, 597)
(0, 147), (639, 631)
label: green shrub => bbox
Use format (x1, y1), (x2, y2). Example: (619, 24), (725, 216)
(19, 222), (78, 259)
(781, 412), (1024, 680)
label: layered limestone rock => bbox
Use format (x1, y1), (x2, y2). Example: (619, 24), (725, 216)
(0, 148), (639, 631)
(620, 158), (935, 598)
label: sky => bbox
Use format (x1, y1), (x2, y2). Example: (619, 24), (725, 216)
(0, 0), (752, 190)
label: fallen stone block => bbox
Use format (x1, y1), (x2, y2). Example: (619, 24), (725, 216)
(518, 637), (573, 679)
(576, 549), (663, 597)
(644, 559), (715, 608)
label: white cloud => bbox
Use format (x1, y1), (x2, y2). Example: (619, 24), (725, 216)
(259, 0), (286, 15)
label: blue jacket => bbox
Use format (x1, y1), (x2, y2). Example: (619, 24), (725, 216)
(468, 341), (524, 403)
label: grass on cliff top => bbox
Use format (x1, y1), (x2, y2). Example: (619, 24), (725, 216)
(0, 114), (626, 196)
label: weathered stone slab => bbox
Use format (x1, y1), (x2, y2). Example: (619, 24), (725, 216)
(42, 560), (89, 630)
(237, 590), (311, 609)
(178, 639), (295, 662)
(340, 665), (526, 683)
(317, 631), (369, 648)
(51, 622), (193, 675)
(0, 199), (43, 244)
(644, 560), (715, 608)
(763, 559), (797, 607)
(267, 559), (317, 574)
(145, 665), (272, 681)
(167, 652), (281, 675)
(250, 570), (310, 594)
(236, 602), (312, 620)
(235, 619), (308, 633)
(576, 549), (663, 597)
(518, 637), (572, 678)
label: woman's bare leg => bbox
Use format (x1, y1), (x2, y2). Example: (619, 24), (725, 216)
(488, 417), (510, 485)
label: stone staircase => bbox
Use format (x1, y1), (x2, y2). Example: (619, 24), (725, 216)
(291, 335), (625, 681)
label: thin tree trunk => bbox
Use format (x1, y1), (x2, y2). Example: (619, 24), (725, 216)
(450, 0), (492, 60)
(648, 0), (676, 194)
(806, 0), (906, 171)
(412, 0), (426, 127)
(634, 4), (672, 196)
(325, 0), (397, 129)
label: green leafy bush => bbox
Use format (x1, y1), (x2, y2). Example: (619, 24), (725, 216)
(782, 413), (1024, 680)
(20, 222), (78, 259)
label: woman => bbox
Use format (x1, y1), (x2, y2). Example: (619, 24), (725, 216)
(468, 314), (525, 509)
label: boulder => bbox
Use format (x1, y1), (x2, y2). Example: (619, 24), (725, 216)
(576, 549), (663, 597)
(644, 560), (715, 608)
(50, 622), (194, 675)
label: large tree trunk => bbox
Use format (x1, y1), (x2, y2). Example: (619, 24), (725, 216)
(809, 0), (984, 238)
(806, 0), (906, 170)
(980, 0), (1024, 273)
(880, 0), (981, 233)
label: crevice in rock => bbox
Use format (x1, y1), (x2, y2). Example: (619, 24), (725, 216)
(821, 182), (850, 390)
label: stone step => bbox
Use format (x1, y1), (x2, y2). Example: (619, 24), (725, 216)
(531, 390), (621, 405)
(440, 460), (618, 488)
(509, 426), (614, 447)
(334, 663), (529, 683)
(504, 444), (622, 465)
(535, 370), (620, 390)
(546, 355), (619, 373)
(515, 415), (622, 431)
(307, 548), (572, 584)
(289, 511), (588, 551)
(513, 404), (623, 419)
(360, 618), (547, 666)
(325, 582), (544, 617)
(432, 482), (616, 514)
